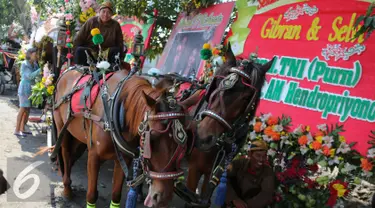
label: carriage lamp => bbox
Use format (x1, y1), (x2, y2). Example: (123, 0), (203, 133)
(131, 31), (144, 75)
(132, 31), (144, 58)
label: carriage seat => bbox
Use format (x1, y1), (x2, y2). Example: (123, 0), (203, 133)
(71, 72), (114, 113)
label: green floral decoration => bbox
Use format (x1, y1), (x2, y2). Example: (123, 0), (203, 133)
(92, 34), (104, 45)
(200, 49), (212, 60)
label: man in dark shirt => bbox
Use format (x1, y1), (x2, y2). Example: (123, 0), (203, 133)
(225, 140), (275, 208)
(73, 1), (124, 65)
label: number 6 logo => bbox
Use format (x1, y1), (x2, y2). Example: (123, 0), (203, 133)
(13, 161), (45, 199)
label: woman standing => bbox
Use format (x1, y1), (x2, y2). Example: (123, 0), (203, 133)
(14, 48), (40, 136)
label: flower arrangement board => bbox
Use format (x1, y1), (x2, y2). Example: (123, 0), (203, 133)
(156, 2), (235, 78)
(227, 0), (375, 155)
(113, 11), (157, 63)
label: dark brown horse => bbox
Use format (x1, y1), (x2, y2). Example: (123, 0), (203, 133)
(52, 68), (190, 207)
(157, 44), (275, 205)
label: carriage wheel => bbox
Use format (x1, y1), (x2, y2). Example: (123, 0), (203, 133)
(45, 109), (55, 158)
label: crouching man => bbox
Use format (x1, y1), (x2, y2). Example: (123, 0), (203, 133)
(225, 140), (275, 208)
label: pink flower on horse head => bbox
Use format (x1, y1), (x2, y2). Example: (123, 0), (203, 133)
(65, 0), (69, 3)
(43, 64), (50, 78)
(65, 13), (74, 20)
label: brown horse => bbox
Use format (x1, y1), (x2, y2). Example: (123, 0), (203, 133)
(163, 44), (275, 204)
(53, 68), (190, 207)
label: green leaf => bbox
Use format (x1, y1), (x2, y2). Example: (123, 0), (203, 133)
(366, 3), (374, 16)
(354, 15), (365, 28)
(354, 26), (367, 38)
(349, 142), (357, 148)
(365, 17), (373, 27)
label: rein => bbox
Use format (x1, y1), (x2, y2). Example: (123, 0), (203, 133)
(196, 66), (258, 151)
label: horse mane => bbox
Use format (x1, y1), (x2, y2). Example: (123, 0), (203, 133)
(122, 76), (164, 137)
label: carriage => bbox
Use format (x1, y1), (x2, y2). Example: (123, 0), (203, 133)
(30, 3), (273, 208)
(0, 46), (20, 94)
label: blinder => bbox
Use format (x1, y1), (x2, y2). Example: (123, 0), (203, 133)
(137, 104), (189, 180)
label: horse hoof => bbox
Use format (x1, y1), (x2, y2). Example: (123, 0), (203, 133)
(63, 188), (73, 200)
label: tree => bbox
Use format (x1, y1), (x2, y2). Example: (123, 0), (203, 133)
(0, 0), (32, 39)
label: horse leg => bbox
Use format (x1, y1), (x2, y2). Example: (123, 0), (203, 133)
(86, 150), (100, 207)
(109, 160), (125, 208)
(60, 132), (75, 199)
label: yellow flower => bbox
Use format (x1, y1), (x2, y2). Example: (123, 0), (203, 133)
(281, 131), (285, 136)
(305, 125), (310, 132)
(79, 14), (87, 23)
(315, 136), (323, 143)
(91, 28), (101, 36)
(338, 156), (344, 161)
(47, 85), (55, 95)
(339, 136), (346, 143)
(41, 77), (46, 83)
(330, 149), (336, 158)
(332, 183), (347, 197)
(66, 21), (71, 26)
(203, 43), (211, 50)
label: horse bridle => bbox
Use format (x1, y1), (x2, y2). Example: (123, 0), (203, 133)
(197, 62), (260, 148)
(138, 99), (189, 180)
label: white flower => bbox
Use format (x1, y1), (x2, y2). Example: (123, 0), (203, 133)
(323, 136), (334, 144)
(267, 149), (276, 157)
(367, 148), (375, 158)
(315, 149), (323, 156)
(328, 157), (340, 166)
(361, 170), (373, 178)
(300, 145), (309, 155)
(249, 131), (257, 140)
(249, 118), (257, 126)
(317, 124), (327, 131)
(306, 132), (314, 144)
(96, 61), (110, 70)
(261, 123), (267, 131)
(262, 135), (272, 143)
(212, 56), (224, 66)
(337, 142), (351, 154)
(341, 163), (357, 174)
(272, 125), (283, 132)
(260, 113), (272, 122)
(279, 159), (286, 169)
(293, 124), (303, 134)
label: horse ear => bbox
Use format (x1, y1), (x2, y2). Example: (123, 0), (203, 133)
(261, 56), (276, 74)
(225, 42), (236, 67)
(142, 91), (156, 108)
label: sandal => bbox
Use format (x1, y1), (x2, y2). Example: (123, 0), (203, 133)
(22, 131), (32, 135)
(13, 131), (26, 137)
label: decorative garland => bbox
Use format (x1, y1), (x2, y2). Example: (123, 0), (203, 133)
(199, 43), (226, 84)
(64, 0), (74, 65)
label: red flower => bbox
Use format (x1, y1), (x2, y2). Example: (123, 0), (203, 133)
(308, 164), (319, 172)
(327, 180), (349, 207)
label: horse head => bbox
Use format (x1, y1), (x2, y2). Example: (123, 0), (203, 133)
(139, 89), (190, 207)
(195, 43), (275, 149)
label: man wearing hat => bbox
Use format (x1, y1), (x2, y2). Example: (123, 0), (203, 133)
(224, 140), (275, 208)
(74, 1), (125, 66)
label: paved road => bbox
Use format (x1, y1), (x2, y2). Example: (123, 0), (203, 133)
(0, 89), (217, 208)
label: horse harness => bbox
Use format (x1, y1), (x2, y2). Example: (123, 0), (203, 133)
(50, 66), (192, 188)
